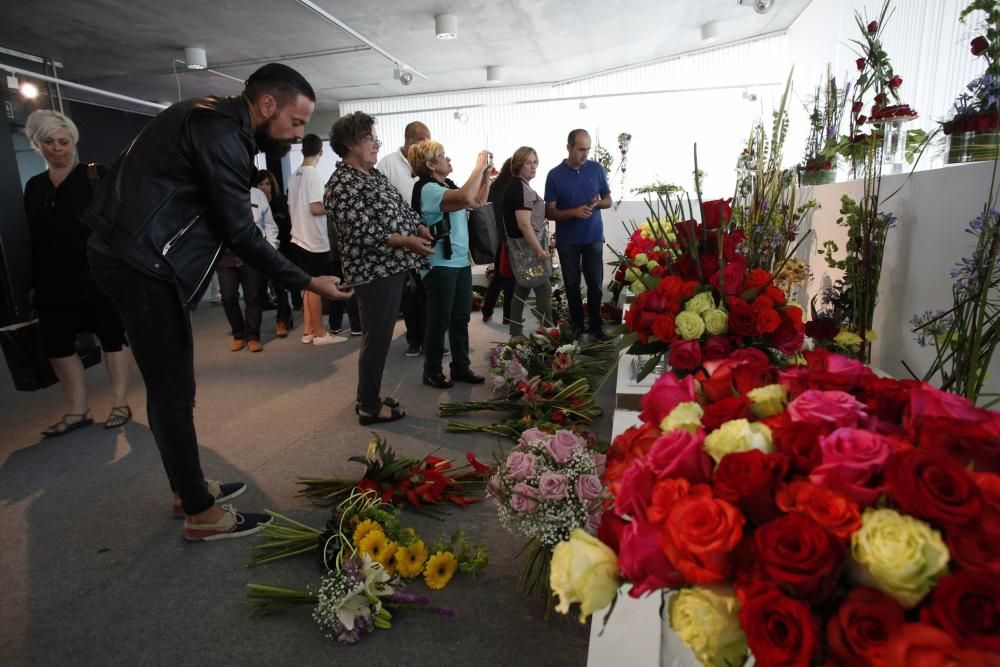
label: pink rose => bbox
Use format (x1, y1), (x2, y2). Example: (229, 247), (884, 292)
(788, 390), (867, 429)
(808, 428), (893, 506)
(547, 429), (583, 463)
(618, 518), (685, 597)
(510, 482), (539, 513)
(586, 510), (603, 534)
(575, 473), (604, 502)
(615, 459), (657, 521)
(520, 427), (548, 445)
(646, 429), (714, 483)
(538, 472), (569, 501)
(639, 371), (698, 425)
(702, 335), (734, 360)
(505, 451), (538, 481)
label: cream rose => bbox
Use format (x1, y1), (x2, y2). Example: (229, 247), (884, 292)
(668, 586), (748, 667)
(747, 384), (788, 418)
(703, 419), (773, 463)
(550, 529), (621, 623)
(675, 311), (707, 340)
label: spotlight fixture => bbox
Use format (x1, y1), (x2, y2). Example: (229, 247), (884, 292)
(486, 66), (503, 85)
(20, 81), (39, 99)
(742, 89), (759, 102)
(579, 100), (588, 110)
(393, 67), (414, 85)
(737, 0), (775, 14)
(183, 47), (207, 70)
(453, 110), (468, 123)
(435, 14), (458, 40)
(700, 21), (720, 44)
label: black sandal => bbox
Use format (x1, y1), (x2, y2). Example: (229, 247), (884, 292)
(358, 404), (406, 425)
(41, 412), (94, 438)
(104, 405), (132, 429)
(354, 397), (401, 414)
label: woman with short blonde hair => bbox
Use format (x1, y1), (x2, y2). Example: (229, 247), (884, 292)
(22, 109), (133, 436)
(406, 140), (445, 180)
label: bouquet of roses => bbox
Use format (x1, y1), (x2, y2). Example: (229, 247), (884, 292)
(296, 434), (493, 515)
(549, 349), (1000, 666)
(487, 324), (616, 394)
(487, 427), (610, 601)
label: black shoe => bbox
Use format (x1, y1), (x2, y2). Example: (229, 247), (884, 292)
(451, 368), (486, 384)
(358, 404), (406, 425)
(592, 329), (612, 342)
(423, 373), (454, 389)
(405, 343), (421, 357)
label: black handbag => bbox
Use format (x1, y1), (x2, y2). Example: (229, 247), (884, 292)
(468, 204), (502, 265)
(0, 321), (102, 391)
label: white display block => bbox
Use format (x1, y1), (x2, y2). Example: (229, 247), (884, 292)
(587, 584), (664, 667)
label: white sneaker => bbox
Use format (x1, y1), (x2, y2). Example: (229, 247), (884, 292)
(301, 334), (314, 344)
(312, 334), (347, 346)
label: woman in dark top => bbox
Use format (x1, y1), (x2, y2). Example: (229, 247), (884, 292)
(482, 157), (516, 325)
(502, 146), (552, 337)
(23, 110), (133, 436)
(253, 169), (296, 335)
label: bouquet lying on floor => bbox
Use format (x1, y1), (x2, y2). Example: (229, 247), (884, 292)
(246, 491), (488, 644)
(549, 349), (1000, 666)
(488, 324), (617, 394)
(296, 434), (493, 516)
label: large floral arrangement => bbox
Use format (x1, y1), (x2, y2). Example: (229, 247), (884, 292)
(943, 0), (1000, 137)
(550, 349), (1000, 665)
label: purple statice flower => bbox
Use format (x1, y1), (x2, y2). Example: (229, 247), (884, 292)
(826, 124), (837, 140)
(489, 346), (502, 368)
(436, 607), (457, 617)
(336, 613), (374, 644)
(390, 591), (430, 606)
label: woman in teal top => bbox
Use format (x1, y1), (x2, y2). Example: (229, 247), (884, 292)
(408, 141), (491, 388)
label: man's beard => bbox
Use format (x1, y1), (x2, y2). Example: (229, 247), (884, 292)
(255, 116), (294, 156)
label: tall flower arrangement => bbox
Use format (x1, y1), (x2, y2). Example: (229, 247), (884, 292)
(799, 65), (850, 184)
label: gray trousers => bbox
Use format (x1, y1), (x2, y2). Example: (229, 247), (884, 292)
(354, 271), (406, 415)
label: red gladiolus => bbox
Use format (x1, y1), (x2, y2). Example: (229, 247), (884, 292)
(856, 57), (866, 70)
(852, 101), (864, 113)
(888, 75), (902, 89)
(972, 36), (989, 56)
(867, 20), (878, 33)
(856, 115), (867, 125)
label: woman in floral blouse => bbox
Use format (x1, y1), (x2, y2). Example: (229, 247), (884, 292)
(324, 112), (434, 425)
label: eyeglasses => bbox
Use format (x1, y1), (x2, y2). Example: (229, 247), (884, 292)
(362, 134), (382, 147)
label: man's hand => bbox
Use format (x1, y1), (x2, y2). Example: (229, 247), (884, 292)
(416, 224), (434, 242)
(572, 204), (594, 219)
(307, 276), (353, 300)
(404, 236), (435, 256)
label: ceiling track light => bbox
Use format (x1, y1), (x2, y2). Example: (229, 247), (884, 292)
(486, 66), (503, 85)
(183, 47), (207, 70)
(737, 0), (775, 14)
(435, 14), (458, 40)
(453, 110), (468, 123)
(393, 67), (413, 85)
(579, 99), (588, 110)
(20, 80), (39, 98)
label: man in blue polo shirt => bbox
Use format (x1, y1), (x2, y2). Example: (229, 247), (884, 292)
(544, 129), (612, 340)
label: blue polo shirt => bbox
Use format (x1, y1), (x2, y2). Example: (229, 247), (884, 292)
(544, 159), (610, 246)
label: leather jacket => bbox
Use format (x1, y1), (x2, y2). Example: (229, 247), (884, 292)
(83, 95), (311, 309)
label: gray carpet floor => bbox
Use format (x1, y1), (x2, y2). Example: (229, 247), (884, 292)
(0, 303), (612, 666)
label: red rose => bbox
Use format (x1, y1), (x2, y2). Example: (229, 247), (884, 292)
(867, 20), (878, 33)
(700, 198), (733, 230)
(851, 100), (864, 113)
(756, 307), (781, 334)
(770, 308), (806, 355)
(886, 448), (982, 526)
(978, 472), (1000, 511)
(701, 335), (733, 361)
(857, 115), (868, 124)
(744, 268), (772, 292)
(754, 513), (844, 600)
(727, 300), (758, 337)
(667, 339), (702, 371)
(946, 511), (1000, 575)
(800, 349), (873, 392)
(646, 429), (713, 483)
(888, 75), (903, 89)
(709, 260), (747, 296)
(651, 313), (675, 341)
(702, 395), (752, 432)
(874, 92), (887, 105)
(773, 421), (826, 473)
(618, 518), (685, 596)
(604, 423), (661, 496)
(615, 459), (656, 519)
(885, 623), (1000, 667)
(660, 495), (745, 584)
(713, 450), (789, 523)
(776, 479), (861, 539)
(827, 587), (905, 667)
(739, 582), (819, 667)
(805, 317), (839, 341)
(638, 372), (697, 425)
(972, 36), (990, 56)
(597, 510), (626, 552)
(764, 285), (787, 305)
(921, 571), (1000, 652)
(904, 383), (1000, 470)
(856, 57), (866, 70)
(859, 375), (916, 425)
(648, 478), (712, 523)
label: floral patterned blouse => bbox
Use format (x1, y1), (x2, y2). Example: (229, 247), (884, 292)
(324, 162), (428, 284)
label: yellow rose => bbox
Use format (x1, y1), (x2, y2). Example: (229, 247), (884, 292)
(684, 292), (716, 315)
(850, 508), (949, 608)
(660, 401), (704, 433)
(703, 309), (729, 336)
(675, 311), (706, 340)
(625, 267), (641, 283)
(668, 586), (748, 667)
(834, 329), (863, 349)
(550, 529), (620, 623)
(631, 279), (647, 295)
(703, 419), (773, 463)
(633, 253), (649, 266)
(747, 384), (788, 419)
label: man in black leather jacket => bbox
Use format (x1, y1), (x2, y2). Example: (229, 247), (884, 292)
(84, 63), (352, 542)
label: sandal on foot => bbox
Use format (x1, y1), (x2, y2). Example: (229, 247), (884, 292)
(358, 404), (405, 425)
(42, 412), (94, 438)
(104, 405), (132, 429)
(354, 397), (401, 415)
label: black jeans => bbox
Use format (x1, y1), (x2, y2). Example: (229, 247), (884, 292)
(401, 271), (425, 347)
(557, 241), (605, 333)
(88, 248), (215, 515)
(483, 273), (514, 322)
(328, 294), (362, 333)
(355, 272), (406, 415)
(274, 243), (296, 325)
(216, 253), (265, 341)
(423, 265), (472, 377)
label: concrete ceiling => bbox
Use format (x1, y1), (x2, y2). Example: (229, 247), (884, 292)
(0, 0), (812, 113)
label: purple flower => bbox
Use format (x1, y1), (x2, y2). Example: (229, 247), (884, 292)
(505, 451), (537, 481)
(520, 427), (547, 445)
(575, 473), (604, 501)
(546, 430), (583, 463)
(592, 452), (607, 476)
(538, 472), (569, 501)
(510, 482), (539, 513)
(586, 510), (603, 534)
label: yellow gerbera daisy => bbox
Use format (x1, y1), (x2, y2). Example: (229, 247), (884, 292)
(352, 519), (382, 546)
(423, 550), (458, 590)
(376, 540), (399, 575)
(395, 540), (428, 579)
(358, 529), (389, 561)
